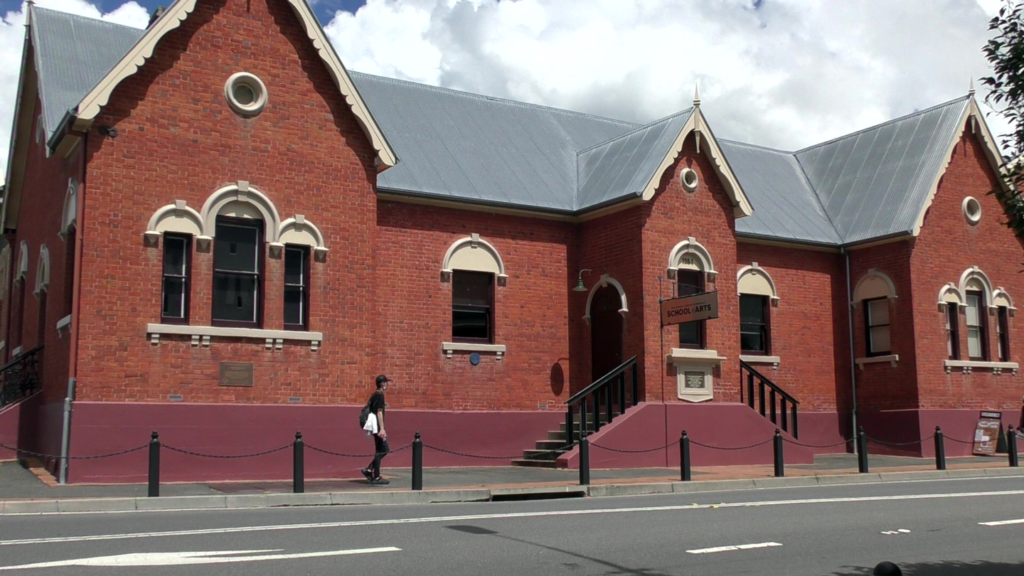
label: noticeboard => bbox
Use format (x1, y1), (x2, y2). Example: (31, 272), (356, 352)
(660, 291), (719, 326)
(973, 411), (1002, 456)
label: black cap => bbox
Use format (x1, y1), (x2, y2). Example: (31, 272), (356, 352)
(375, 374), (391, 387)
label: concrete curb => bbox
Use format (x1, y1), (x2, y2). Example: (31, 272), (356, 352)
(2, 467), (1022, 515)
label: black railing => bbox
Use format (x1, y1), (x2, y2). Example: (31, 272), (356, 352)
(565, 356), (639, 445)
(739, 360), (798, 438)
(0, 346), (43, 407)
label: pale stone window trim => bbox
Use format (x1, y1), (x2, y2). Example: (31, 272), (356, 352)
(17, 241), (28, 281)
(667, 237), (717, 281)
(583, 274), (628, 325)
(855, 354), (899, 369)
(0, 245), (10, 301)
(224, 72), (268, 117)
(56, 314), (71, 338)
(679, 167), (699, 193)
(275, 215), (328, 259)
(937, 282), (965, 312)
(441, 342), (506, 360)
(736, 262), (779, 305)
(11, 346), (23, 358)
(852, 268), (897, 307)
(740, 354), (781, 370)
(962, 196), (982, 225)
(199, 181), (282, 246)
(34, 245), (49, 297)
(943, 359), (1019, 375)
(59, 178), (77, 239)
(667, 348), (725, 403)
(440, 233), (507, 285)
(993, 288), (1016, 317)
(144, 200), (203, 245)
(146, 323), (322, 351)
(958, 266), (997, 314)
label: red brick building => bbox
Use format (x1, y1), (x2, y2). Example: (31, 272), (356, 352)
(1, 0), (1021, 483)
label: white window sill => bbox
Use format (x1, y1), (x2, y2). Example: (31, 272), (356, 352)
(56, 315), (72, 338)
(11, 346), (22, 358)
(944, 360), (1019, 375)
(442, 342), (506, 360)
(856, 354), (898, 369)
(739, 355), (781, 369)
(667, 348), (726, 364)
(146, 324), (323, 351)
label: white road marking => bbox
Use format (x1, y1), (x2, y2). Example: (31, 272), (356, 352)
(980, 518), (1024, 526)
(687, 542), (781, 554)
(0, 547), (400, 571)
(880, 529), (911, 535)
(3, 489), (1024, 547)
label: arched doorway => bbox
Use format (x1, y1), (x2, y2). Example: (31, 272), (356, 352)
(590, 284), (624, 383)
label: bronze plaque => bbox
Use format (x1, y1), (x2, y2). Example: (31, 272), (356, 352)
(660, 291), (719, 326)
(219, 362), (254, 387)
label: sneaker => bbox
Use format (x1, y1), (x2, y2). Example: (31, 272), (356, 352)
(370, 477), (390, 485)
(360, 468), (373, 482)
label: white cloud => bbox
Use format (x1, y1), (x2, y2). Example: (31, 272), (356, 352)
(324, 0), (1011, 152)
(0, 0), (148, 179)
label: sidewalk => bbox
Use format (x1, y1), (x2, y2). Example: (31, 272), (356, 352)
(2, 453), (1022, 514)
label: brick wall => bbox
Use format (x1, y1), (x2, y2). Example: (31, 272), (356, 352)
(910, 127), (1024, 411)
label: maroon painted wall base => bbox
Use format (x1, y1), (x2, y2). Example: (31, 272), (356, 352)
(64, 402), (563, 484)
(0, 392), (40, 461)
(858, 409), (1024, 458)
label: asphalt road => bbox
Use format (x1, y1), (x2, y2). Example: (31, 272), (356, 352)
(1, 476), (1023, 575)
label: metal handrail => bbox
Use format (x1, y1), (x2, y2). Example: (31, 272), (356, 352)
(566, 356), (638, 406)
(740, 360), (798, 405)
(0, 346), (43, 407)
(0, 345), (43, 373)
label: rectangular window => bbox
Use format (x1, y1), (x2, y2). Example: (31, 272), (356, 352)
(965, 290), (988, 360)
(64, 228), (75, 317)
(739, 294), (769, 354)
(997, 306), (1010, 362)
(865, 297), (891, 356)
(212, 219), (262, 327)
(283, 246), (309, 330)
(161, 234), (190, 324)
(452, 270), (493, 343)
(946, 304), (960, 360)
(677, 270), (706, 349)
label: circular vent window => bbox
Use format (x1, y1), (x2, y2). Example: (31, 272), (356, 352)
(963, 196), (981, 225)
(680, 168), (699, 192)
(224, 73), (267, 117)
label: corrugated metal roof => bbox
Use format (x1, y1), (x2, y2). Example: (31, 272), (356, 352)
(351, 72), (637, 212)
(30, 7), (145, 140)
(577, 109), (692, 210)
(721, 140), (842, 245)
(795, 96), (970, 244)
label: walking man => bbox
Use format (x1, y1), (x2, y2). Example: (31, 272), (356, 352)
(362, 375), (390, 485)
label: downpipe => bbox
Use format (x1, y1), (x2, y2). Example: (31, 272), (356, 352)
(844, 247), (859, 455)
(58, 377), (75, 484)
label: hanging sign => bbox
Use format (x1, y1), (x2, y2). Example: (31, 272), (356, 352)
(660, 291), (719, 326)
(973, 411), (1002, 456)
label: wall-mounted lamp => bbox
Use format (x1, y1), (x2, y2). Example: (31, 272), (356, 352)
(573, 269), (593, 292)
(97, 125), (119, 138)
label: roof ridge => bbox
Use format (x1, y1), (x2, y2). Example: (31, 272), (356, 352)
(575, 107), (694, 155)
(719, 138), (794, 154)
(794, 95), (971, 155)
(349, 71), (638, 128)
(31, 5), (147, 31)
(792, 149), (843, 241)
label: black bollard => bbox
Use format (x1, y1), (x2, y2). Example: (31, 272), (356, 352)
(934, 426), (946, 471)
(1009, 426), (1019, 468)
(412, 432), (423, 491)
(680, 430), (691, 482)
(873, 561), (902, 575)
(857, 426), (869, 473)
(293, 432), (304, 494)
(579, 433), (591, 486)
(773, 429), (784, 478)
(148, 431), (160, 498)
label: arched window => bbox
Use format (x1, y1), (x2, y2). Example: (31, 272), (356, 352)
(668, 238), (715, 349)
(938, 283), (964, 360)
(737, 263), (778, 355)
(442, 234), (506, 344)
(994, 289), (1013, 362)
(853, 269), (897, 357)
(277, 216), (327, 331)
(959, 267), (994, 361)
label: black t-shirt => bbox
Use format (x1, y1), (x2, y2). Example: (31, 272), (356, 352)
(368, 391), (385, 420)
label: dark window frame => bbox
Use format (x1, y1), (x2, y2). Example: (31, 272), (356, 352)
(13, 277), (25, 351)
(283, 245), (310, 331)
(451, 270), (494, 344)
(946, 303), (960, 360)
(739, 294), (771, 355)
(211, 217), (264, 329)
(161, 233), (191, 325)
(676, 270), (706, 350)
(997, 305), (1010, 363)
(64, 227), (76, 318)
(965, 290), (989, 361)
(864, 297), (891, 357)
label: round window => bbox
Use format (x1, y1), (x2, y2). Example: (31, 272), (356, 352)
(224, 73), (267, 116)
(963, 196), (981, 225)
(680, 168), (699, 192)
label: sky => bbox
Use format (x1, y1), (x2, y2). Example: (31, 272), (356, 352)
(0, 0), (1014, 179)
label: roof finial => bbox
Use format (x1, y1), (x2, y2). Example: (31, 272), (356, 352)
(969, 77), (975, 97)
(693, 83), (701, 108)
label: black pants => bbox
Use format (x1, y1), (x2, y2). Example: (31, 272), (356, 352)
(369, 434), (389, 478)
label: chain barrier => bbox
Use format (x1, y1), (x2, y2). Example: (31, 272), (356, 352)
(689, 437), (774, 451)
(590, 439), (680, 453)
(422, 443), (525, 460)
(866, 435), (934, 447)
(941, 435), (974, 445)
(162, 444), (291, 459)
(0, 442), (148, 460)
(305, 443), (411, 459)
(782, 437), (852, 449)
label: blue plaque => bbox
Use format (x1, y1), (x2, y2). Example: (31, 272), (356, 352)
(470, 352), (481, 366)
